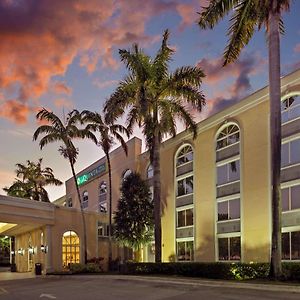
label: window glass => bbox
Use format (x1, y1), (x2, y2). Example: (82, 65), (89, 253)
(147, 165), (153, 178)
(281, 96), (300, 123)
(67, 198), (72, 208)
(177, 241), (193, 261)
(229, 199), (240, 220)
(228, 161), (240, 182)
(185, 177), (193, 194)
(281, 143), (289, 167)
(123, 169), (132, 180)
(177, 211), (185, 227)
(291, 186), (300, 210)
(83, 191), (88, 202)
(217, 165), (227, 185)
(281, 188), (289, 211)
(99, 182), (107, 195)
(99, 202), (107, 213)
(291, 231), (300, 260)
(177, 242), (186, 261)
(218, 202), (228, 221)
(186, 209), (193, 226)
(177, 176), (193, 196)
(176, 146), (193, 166)
(218, 238), (228, 261)
(230, 237), (241, 261)
(216, 124), (240, 150)
(177, 180), (185, 197)
(282, 232), (290, 260)
(217, 161), (240, 185)
(290, 139), (300, 165)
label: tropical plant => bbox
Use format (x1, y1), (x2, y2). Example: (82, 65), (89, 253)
(79, 110), (130, 269)
(33, 108), (90, 264)
(4, 158), (62, 202)
(114, 172), (154, 252)
(198, 0), (291, 279)
(104, 29), (205, 262)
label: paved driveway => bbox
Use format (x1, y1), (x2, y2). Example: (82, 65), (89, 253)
(1, 275), (300, 299)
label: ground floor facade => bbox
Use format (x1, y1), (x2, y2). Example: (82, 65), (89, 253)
(0, 195), (126, 273)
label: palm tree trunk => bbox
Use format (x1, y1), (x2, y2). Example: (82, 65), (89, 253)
(268, 0), (282, 280)
(153, 132), (162, 262)
(69, 159), (88, 265)
(106, 153), (113, 270)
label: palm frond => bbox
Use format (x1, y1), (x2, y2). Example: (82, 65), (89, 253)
(223, 0), (258, 65)
(198, 0), (240, 29)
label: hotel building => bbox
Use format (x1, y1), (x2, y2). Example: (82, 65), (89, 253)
(1, 68), (300, 272)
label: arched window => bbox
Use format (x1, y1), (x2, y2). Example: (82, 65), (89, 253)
(147, 164), (153, 179)
(281, 95), (300, 124)
(216, 122), (241, 262)
(82, 191), (88, 209)
(99, 181), (107, 213)
(62, 231), (80, 267)
(175, 144), (194, 262)
(122, 169), (132, 180)
(216, 124), (240, 150)
(176, 145), (193, 166)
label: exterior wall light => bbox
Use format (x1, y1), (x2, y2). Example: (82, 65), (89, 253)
(28, 246), (35, 255)
(10, 251), (15, 255)
(41, 245), (48, 253)
(17, 249), (24, 256)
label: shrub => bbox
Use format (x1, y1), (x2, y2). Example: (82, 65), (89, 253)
(69, 262), (103, 274)
(123, 262), (271, 280)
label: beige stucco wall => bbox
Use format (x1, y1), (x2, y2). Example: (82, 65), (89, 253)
(65, 137), (142, 214)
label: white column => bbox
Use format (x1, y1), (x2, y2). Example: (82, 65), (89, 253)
(45, 225), (53, 273)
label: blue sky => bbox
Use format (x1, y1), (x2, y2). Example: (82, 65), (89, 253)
(0, 0), (299, 201)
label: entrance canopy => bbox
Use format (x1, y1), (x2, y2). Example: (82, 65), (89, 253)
(0, 195), (55, 233)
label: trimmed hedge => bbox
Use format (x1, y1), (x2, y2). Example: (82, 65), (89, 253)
(121, 262), (300, 281)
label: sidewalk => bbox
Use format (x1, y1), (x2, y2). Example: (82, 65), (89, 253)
(0, 271), (36, 281)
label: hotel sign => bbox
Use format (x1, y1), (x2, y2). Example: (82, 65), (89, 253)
(77, 163), (106, 186)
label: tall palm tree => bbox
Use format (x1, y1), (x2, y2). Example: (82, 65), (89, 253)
(4, 159), (62, 202)
(198, 0), (291, 279)
(104, 29), (205, 262)
(79, 110), (130, 269)
(33, 108), (91, 264)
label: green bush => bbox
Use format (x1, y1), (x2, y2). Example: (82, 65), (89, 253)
(282, 262), (300, 281)
(123, 262), (271, 280)
(69, 262), (103, 274)
(69, 263), (86, 274)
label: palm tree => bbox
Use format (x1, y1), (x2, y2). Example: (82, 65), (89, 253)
(79, 110), (130, 269)
(4, 159), (62, 202)
(104, 29), (205, 262)
(198, 0), (291, 279)
(33, 108), (91, 264)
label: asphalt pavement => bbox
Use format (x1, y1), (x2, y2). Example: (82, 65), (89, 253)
(1, 274), (300, 299)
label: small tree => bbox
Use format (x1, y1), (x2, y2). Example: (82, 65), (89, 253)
(114, 172), (154, 253)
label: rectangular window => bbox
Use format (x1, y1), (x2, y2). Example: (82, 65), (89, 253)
(177, 208), (193, 227)
(177, 176), (193, 196)
(99, 202), (107, 213)
(217, 160), (240, 185)
(177, 240), (194, 261)
(217, 199), (240, 221)
(281, 185), (300, 211)
(281, 139), (300, 167)
(282, 231), (300, 260)
(218, 237), (241, 261)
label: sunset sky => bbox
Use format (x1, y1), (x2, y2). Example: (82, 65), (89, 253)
(0, 0), (299, 201)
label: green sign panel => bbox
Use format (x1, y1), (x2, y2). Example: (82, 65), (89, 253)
(77, 163), (106, 186)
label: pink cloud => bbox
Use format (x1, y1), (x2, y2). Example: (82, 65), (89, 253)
(52, 82), (72, 95)
(0, 100), (36, 124)
(0, 0), (197, 124)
